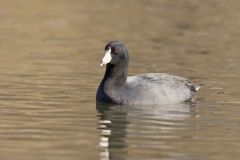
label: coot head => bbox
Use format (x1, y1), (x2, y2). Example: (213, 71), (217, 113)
(100, 41), (129, 66)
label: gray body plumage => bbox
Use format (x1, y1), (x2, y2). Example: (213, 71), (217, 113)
(101, 73), (198, 105)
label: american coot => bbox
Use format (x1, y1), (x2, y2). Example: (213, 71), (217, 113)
(96, 41), (200, 105)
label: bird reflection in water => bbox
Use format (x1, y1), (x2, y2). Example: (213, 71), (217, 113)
(96, 102), (198, 160)
(97, 103), (129, 160)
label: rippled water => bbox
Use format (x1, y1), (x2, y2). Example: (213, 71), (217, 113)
(0, 0), (239, 160)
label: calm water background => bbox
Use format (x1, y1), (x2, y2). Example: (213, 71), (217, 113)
(0, 0), (239, 160)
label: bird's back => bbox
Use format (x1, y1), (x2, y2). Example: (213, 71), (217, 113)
(119, 73), (199, 105)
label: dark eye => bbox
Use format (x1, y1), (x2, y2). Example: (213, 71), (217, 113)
(112, 47), (119, 55)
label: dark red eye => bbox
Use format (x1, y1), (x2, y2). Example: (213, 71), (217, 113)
(112, 47), (119, 55)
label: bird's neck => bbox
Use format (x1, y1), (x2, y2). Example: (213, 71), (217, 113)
(103, 62), (128, 87)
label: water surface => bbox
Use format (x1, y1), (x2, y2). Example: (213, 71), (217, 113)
(0, 0), (239, 160)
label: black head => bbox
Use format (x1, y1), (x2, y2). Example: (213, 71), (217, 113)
(101, 41), (129, 66)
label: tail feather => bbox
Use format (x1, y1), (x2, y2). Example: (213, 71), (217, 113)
(190, 85), (200, 93)
(195, 85), (200, 91)
(188, 85), (200, 102)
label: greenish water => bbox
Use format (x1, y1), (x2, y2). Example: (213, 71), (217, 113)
(0, 0), (239, 160)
